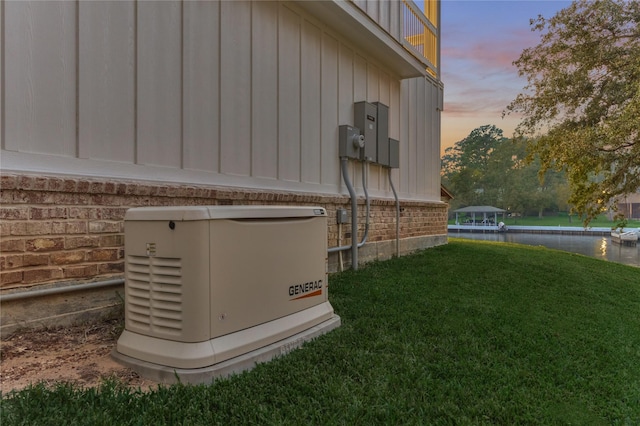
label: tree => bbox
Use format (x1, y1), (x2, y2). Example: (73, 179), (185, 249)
(484, 136), (569, 218)
(442, 125), (505, 174)
(506, 0), (640, 224)
(441, 125), (507, 207)
(441, 125), (570, 215)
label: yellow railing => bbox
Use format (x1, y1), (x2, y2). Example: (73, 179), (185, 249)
(402, 0), (438, 77)
(347, 0), (439, 77)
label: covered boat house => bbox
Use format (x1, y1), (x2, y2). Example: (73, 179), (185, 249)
(452, 206), (506, 226)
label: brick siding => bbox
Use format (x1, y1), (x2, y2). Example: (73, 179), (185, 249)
(1, 173), (448, 291)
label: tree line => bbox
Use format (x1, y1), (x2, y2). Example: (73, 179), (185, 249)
(441, 125), (570, 218)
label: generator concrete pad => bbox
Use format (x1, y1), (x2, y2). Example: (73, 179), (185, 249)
(111, 314), (340, 385)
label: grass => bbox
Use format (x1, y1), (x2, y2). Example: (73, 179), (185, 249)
(450, 214), (640, 228)
(2, 239), (640, 425)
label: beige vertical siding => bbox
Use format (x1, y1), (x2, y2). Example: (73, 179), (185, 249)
(1, 0), (441, 202)
(301, 19), (322, 185)
(354, 0), (403, 46)
(251, 1), (279, 180)
(5, 1), (77, 156)
(78, 1), (135, 163)
(183, 1), (220, 173)
(322, 34), (341, 187)
(220, 1), (251, 176)
(278, 5), (301, 182)
(137, 1), (182, 167)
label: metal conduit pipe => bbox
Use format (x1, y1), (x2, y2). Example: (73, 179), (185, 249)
(327, 174), (354, 251)
(327, 157), (359, 269)
(0, 278), (125, 303)
(328, 158), (373, 270)
(357, 161), (370, 249)
(328, 159), (356, 254)
(388, 168), (400, 257)
(328, 160), (372, 250)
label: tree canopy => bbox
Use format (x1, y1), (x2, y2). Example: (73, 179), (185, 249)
(441, 125), (506, 207)
(506, 0), (640, 224)
(441, 125), (569, 216)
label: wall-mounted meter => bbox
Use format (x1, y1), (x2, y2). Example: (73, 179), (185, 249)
(354, 102), (377, 162)
(339, 125), (365, 159)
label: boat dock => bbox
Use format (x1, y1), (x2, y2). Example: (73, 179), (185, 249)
(448, 225), (613, 236)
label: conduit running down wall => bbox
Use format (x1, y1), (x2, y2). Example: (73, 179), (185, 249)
(328, 158), (372, 270)
(389, 168), (400, 258)
(328, 158), (360, 269)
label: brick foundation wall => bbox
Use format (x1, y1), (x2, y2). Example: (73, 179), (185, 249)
(1, 173), (448, 292)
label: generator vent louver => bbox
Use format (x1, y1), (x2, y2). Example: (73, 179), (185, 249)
(126, 255), (183, 335)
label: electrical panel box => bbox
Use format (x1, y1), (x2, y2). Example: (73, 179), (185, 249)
(354, 101), (377, 162)
(373, 102), (389, 166)
(389, 138), (400, 168)
(339, 125), (364, 160)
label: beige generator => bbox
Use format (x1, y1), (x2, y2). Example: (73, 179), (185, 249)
(113, 205), (340, 384)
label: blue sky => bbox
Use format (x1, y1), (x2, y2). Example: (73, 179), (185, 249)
(439, 0), (572, 153)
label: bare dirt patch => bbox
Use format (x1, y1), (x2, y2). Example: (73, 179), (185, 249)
(1, 319), (158, 394)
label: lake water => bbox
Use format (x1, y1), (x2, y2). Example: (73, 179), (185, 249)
(449, 231), (640, 268)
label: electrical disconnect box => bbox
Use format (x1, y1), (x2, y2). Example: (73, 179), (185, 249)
(354, 101), (377, 162)
(336, 208), (348, 224)
(373, 102), (389, 166)
(339, 125), (364, 160)
(389, 138), (400, 169)
(341, 101), (398, 168)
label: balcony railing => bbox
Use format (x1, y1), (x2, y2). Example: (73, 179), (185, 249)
(349, 0), (439, 78)
(401, 0), (438, 77)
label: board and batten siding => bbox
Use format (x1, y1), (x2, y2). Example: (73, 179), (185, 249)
(1, 1), (442, 201)
(354, 0), (402, 44)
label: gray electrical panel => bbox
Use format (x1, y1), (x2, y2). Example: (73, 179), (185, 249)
(339, 125), (364, 159)
(389, 138), (400, 169)
(354, 102), (377, 162)
(373, 102), (389, 166)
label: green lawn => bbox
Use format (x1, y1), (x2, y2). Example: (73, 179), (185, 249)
(2, 239), (640, 424)
(450, 214), (640, 228)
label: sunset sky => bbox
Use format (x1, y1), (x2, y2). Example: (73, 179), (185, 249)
(439, 0), (572, 154)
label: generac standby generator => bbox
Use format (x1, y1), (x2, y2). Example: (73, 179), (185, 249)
(113, 205), (340, 383)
